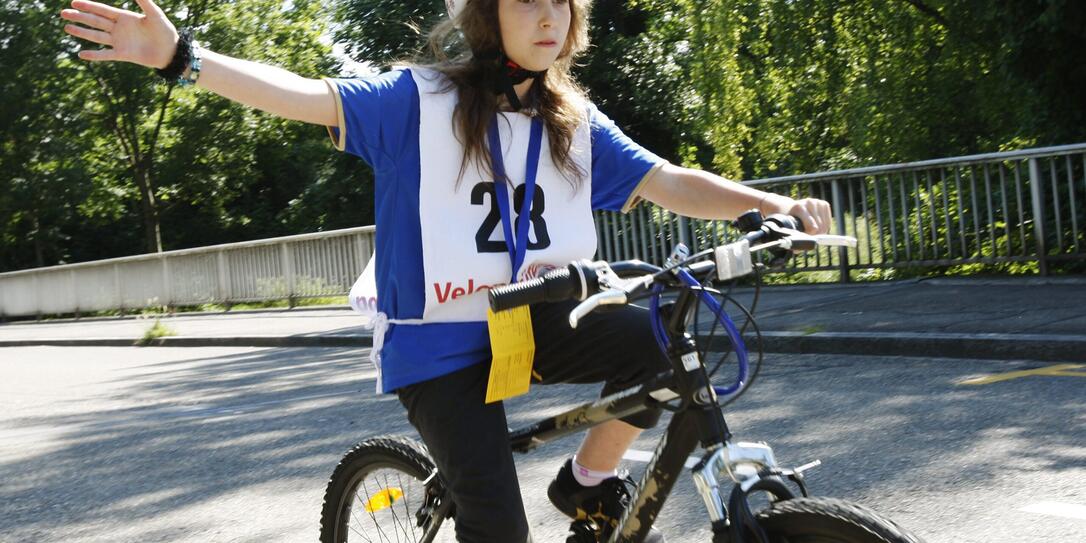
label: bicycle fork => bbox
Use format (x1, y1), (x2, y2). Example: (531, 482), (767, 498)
(608, 333), (820, 543)
(609, 333), (736, 543)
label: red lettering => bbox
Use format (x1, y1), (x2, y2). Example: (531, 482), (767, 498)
(434, 282), (453, 304)
(432, 279), (509, 303)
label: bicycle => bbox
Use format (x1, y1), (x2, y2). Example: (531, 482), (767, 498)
(319, 211), (926, 543)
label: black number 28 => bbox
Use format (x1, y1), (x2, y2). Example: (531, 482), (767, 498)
(471, 182), (551, 253)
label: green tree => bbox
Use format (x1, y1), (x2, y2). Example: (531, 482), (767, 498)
(1, 1), (101, 270)
(65, 0), (343, 254)
(665, 0), (1086, 179)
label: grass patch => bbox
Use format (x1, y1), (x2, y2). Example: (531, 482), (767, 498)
(25, 296), (352, 322)
(182, 296), (348, 313)
(137, 318), (177, 345)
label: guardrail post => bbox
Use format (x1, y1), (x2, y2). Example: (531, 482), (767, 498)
(360, 234), (373, 275)
(70, 270), (79, 319)
(114, 263), (123, 315)
(280, 242), (296, 307)
(1028, 158), (1049, 276)
(677, 215), (691, 249)
(161, 255), (172, 311)
(33, 274), (41, 321)
(216, 250), (231, 308)
(831, 178), (850, 282)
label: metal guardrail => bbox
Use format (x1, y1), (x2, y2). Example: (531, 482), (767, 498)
(0, 227), (375, 318)
(596, 143), (1086, 279)
(2, 144), (1083, 318)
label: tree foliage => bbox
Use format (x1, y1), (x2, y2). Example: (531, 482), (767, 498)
(1, 0), (1083, 273)
(1, 1), (373, 272)
(662, 0), (1086, 179)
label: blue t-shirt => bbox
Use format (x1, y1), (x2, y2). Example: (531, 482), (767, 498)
(326, 68), (666, 392)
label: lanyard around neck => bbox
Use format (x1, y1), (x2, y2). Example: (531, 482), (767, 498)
(487, 115), (544, 283)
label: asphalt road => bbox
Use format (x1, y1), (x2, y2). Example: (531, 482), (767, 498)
(1, 347), (1083, 542)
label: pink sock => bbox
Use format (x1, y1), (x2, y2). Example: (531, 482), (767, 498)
(571, 455), (618, 487)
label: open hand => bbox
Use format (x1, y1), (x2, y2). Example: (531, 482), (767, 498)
(60, 0), (178, 69)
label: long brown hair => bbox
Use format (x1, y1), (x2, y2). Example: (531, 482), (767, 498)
(403, 0), (594, 189)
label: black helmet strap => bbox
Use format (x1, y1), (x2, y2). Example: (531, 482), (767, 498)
(473, 49), (547, 112)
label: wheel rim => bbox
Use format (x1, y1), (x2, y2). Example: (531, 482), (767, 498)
(338, 463), (431, 542)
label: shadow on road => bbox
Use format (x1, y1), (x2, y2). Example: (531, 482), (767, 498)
(1, 349), (1081, 541)
(0, 347), (407, 540)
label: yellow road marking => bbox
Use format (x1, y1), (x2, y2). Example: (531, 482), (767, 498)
(960, 364), (1086, 385)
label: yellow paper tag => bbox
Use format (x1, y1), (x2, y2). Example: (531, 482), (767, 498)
(485, 305), (536, 403)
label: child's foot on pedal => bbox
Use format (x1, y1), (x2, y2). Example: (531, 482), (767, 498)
(548, 458), (666, 543)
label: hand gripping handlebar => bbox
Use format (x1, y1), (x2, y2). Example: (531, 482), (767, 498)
(488, 212), (857, 318)
(487, 260), (603, 312)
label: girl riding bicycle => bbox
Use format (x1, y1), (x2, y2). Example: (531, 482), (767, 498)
(61, 1), (833, 541)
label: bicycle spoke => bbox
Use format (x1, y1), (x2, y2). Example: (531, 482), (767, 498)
(361, 478), (394, 543)
(399, 471), (418, 541)
(348, 522), (372, 543)
(382, 471), (410, 541)
(349, 480), (378, 542)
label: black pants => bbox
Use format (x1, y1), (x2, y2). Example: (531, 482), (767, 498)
(396, 301), (670, 543)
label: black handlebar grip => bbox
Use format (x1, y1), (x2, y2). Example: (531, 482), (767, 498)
(488, 267), (578, 312)
(792, 214), (806, 233)
(763, 213), (806, 233)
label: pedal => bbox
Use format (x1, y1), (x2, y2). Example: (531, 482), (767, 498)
(566, 519), (600, 543)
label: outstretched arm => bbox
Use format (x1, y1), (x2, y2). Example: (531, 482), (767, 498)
(639, 163), (835, 234)
(60, 0), (338, 127)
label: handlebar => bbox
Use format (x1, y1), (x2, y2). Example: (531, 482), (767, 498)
(488, 212), (856, 314)
(486, 210), (857, 403)
(488, 261), (602, 312)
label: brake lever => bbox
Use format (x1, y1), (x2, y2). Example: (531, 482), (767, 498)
(780, 233), (859, 251)
(568, 264), (654, 328)
(569, 290), (628, 328)
(812, 234), (858, 247)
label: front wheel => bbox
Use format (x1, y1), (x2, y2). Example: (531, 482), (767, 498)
(754, 497), (925, 543)
(319, 436), (454, 543)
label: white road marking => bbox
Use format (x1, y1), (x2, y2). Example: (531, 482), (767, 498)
(1020, 502), (1086, 521)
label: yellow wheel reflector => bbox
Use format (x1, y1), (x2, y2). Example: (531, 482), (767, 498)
(364, 487), (405, 513)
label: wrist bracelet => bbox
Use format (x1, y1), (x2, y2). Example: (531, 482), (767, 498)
(155, 28), (198, 86)
(179, 41), (202, 87)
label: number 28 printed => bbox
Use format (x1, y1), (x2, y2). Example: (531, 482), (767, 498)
(471, 182), (551, 254)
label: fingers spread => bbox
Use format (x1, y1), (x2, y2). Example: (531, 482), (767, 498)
(60, 9), (114, 32)
(64, 24), (113, 47)
(78, 48), (119, 62)
(70, 1), (125, 21)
